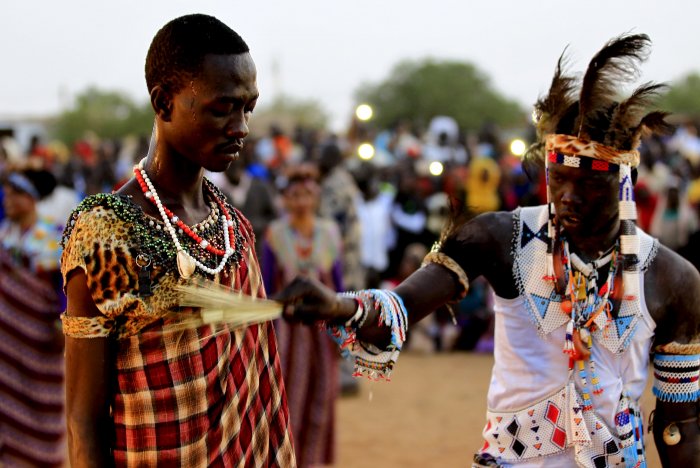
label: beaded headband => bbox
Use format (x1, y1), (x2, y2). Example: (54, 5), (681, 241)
(547, 152), (620, 172)
(545, 134), (640, 168)
(543, 133), (640, 302)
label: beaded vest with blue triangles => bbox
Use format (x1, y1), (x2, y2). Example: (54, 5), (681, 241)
(513, 205), (658, 354)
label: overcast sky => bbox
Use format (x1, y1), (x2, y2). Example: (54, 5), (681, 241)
(4, 0), (700, 130)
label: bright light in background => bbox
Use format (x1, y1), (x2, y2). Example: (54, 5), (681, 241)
(510, 139), (527, 157)
(429, 161), (444, 176)
(358, 143), (375, 160)
(355, 104), (373, 121)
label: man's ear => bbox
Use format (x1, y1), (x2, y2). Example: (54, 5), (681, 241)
(150, 86), (174, 122)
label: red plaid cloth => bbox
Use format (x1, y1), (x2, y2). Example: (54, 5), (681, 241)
(61, 198), (295, 467)
(113, 320), (293, 466)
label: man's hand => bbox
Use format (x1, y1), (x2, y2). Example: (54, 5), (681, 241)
(272, 276), (355, 324)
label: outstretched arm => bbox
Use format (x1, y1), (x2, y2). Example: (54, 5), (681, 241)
(647, 246), (700, 466)
(277, 211), (514, 347)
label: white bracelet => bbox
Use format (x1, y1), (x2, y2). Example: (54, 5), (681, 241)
(345, 298), (365, 327)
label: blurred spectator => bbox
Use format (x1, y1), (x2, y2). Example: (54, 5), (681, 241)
(257, 124), (293, 171)
(36, 180), (80, 229)
(215, 150), (278, 256)
(0, 168), (65, 467)
(633, 177), (658, 233)
(650, 175), (698, 251)
(425, 191), (450, 240)
(453, 278), (495, 353)
(316, 142), (365, 396)
(317, 143), (365, 290)
(466, 155), (501, 213)
(389, 120), (422, 159)
(262, 163), (341, 468)
(423, 116), (467, 164)
(354, 162), (394, 288)
(387, 160), (431, 277)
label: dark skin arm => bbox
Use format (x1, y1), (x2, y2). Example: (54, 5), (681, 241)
(276, 211), (515, 346)
(645, 245), (700, 467)
(64, 270), (114, 468)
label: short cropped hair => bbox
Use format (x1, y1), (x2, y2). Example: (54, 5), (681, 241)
(145, 14), (249, 94)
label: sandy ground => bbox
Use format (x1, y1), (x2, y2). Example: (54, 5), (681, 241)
(336, 351), (662, 468)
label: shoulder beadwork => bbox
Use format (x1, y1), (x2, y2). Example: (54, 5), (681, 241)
(62, 193), (141, 247)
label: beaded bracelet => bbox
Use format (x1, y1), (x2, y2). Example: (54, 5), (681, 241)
(344, 297), (366, 327)
(327, 289), (409, 380)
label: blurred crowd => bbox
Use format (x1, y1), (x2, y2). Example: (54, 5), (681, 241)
(3, 115), (700, 355)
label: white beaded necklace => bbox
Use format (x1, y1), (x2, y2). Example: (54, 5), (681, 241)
(137, 159), (234, 278)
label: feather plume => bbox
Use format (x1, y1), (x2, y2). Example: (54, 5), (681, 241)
(161, 280), (282, 331)
(525, 52), (577, 172)
(606, 82), (668, 149)
(534, 50), (578, 138)
(630, 111), (673, 149)
(577, 34), (651, 141)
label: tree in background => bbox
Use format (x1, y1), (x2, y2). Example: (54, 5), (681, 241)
(51, 87), (153, 144)
(249, 94), (329, 136)
(355, 59), (525, 131)
(658, 72), (700, 118)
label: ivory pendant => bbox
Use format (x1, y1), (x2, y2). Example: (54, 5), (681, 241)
(177, 250), (196, 279)
(663, 423), (681, 445)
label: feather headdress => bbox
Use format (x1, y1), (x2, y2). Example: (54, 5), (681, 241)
(576, 34), (650, 141)
(525, 33), (671, 170)
(526, 33), (672, 304)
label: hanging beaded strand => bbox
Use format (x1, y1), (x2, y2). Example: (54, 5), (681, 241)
(134, 159), (237, 278)
(560, 238), (620, 409)
(618, 162), (640, 301)
(543, 153), (557, 283)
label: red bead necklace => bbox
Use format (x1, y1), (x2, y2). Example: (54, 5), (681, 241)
(133, 166), (234, 257)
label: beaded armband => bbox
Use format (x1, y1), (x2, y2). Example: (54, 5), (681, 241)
(421, 250), (470, 300)
(652, 353), (700, 403)
(61, 313), (114, 338)
(327, 289), (408, 380)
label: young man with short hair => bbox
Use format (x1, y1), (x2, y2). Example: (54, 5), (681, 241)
(62, 14), (295, 466)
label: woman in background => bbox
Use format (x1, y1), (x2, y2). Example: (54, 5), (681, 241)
(262, 164), (343, 467)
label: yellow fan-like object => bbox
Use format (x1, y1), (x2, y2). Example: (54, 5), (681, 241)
(164, 280), (283, 330)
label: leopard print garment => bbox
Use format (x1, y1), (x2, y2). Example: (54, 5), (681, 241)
(61, 188), (253, 339)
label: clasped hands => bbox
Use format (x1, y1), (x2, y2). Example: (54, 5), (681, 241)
(273, 276), (356, 325)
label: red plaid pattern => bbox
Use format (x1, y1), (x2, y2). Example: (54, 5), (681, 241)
(63, 201), (295, 466)
(112, 214), (294, 466)
(112, 320), (294, 466)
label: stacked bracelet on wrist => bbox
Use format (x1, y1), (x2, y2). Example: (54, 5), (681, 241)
(344, 298), (366, 328)
(327, 289), (408, 380)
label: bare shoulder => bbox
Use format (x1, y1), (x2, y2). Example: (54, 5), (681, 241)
(645, 244), (700, 346)
(450, 210), (515, 247)
(441, 210), (517, 296)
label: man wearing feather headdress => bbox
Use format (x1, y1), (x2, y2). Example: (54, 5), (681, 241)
(278, 34), (700, 467)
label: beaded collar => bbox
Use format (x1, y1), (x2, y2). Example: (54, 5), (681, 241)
(512, 205), (658, 355)
(134, 162), (237, 278)
(62, 180), (245, 284)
